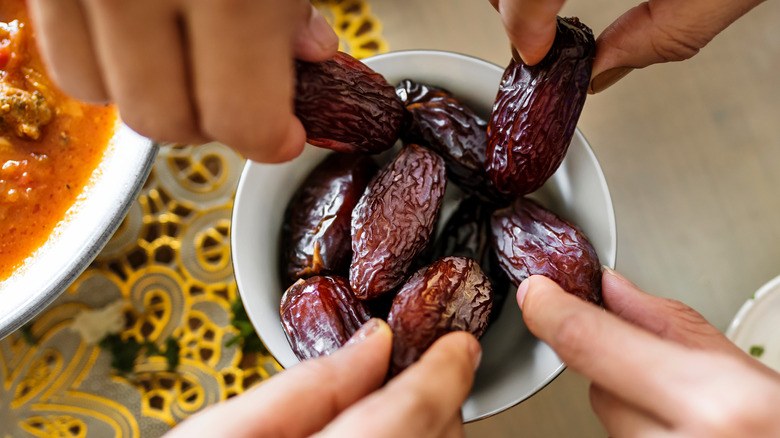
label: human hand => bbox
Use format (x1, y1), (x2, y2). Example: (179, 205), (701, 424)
(490, 0), (765, 92)
(163, 318), (481, 438)
(517, 268), (780, 437)
(26, 0), (338, 163)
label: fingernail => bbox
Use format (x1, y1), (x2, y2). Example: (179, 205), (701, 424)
(601, 265), (637, 288)
(589, 67), (633, 94)
(308, 6), (338, 51)
(345, 318), (383, 346)
(516, 277), (530, 310)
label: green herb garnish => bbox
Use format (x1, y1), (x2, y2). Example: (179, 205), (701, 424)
(163, 337), (181, 371)
(99, 333), (143, 375)
(20, 324), (37, 346)
(225, 299), (268, 355)
(750, 345), (765, 358)
(99, 334), (181, 374)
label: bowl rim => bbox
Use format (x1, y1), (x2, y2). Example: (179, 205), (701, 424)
(0, 124), (158, 340)
(231, 48), (618, 422)
(726, 272), (780, 339)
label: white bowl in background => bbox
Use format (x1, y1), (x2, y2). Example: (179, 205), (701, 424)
(231, 50), (617, 422)
(727, 274), (780, 372)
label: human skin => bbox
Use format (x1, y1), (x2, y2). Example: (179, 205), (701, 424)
(27, 0), (766, 154)
(26, 0), (338, 163)
(163, 319), (481, 438)
(517, 268), (780, 437)
(490, 0), (766, 93)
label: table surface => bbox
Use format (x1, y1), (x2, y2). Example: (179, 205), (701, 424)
(367, 0), (780, 436)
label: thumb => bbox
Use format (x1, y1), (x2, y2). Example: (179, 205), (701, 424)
(590, 0), (764, 93)
(293, 4), (339, 62)
(491, 0), (565, 66)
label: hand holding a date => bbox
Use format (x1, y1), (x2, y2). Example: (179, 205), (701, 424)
(518, 268), (780, 437)
(490, 0), (766, 92)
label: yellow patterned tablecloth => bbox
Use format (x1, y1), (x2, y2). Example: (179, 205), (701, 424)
(0, 2), (386, 436)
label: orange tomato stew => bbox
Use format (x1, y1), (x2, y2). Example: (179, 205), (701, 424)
(0, 1), (117, 280)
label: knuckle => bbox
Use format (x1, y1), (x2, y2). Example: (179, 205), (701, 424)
(655, 298), (720, 341)
(651, 25), (706, 62)
(660, 298), (705, 326)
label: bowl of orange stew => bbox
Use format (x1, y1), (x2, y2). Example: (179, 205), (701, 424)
(0, 2), (157, 338)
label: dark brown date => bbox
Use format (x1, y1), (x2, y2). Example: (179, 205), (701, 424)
(350, 144), (446, 300)
(491, 198), (602, 305)
(487, 16), (595, 196)
(431, 196), (511, 322)
(395, 79), (448, 106)
(295, 52), (404, 154)
(387, 256), (493, 374)
(396, 80), (505, 203)
(280, 275), (371, 360)
(431, 195), (493, 262)
(280, 153), (377, 285)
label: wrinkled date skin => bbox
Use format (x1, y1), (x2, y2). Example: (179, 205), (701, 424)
(396, 80), (505, 203)
(431, 196), (511, 322)
(487, 16), (595, 196)
(491, 198), (602, 305)
(295, 51), (404, 154)
(350, 144), (446, 300)
(387, 256), (493, 374)
(280, 153), (377, 285)
(280, 275), (371, 360)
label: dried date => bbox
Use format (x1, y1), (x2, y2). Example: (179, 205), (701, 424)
(280, 153), (377, 285)
(295, 52), (404, 154)
(350, 144), (446, 300)
(387, 256), (493, 374)
(487, 16), (595, 196)
(431, 195), (492, 262)
(396, 79), (505, 202)
(491, 198), (602, 305)
(431, 195), (511, 322)
(280, 275), (371, 360)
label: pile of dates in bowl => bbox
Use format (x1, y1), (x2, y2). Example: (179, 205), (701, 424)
(231, 16), (616, 423)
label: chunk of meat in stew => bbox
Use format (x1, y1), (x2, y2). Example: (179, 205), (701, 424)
(0, 19), (53, 140)
(0, 83), (52, 140)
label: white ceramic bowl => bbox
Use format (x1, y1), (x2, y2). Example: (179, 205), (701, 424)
(0, 124), (157, 339)
(727, 274), (780, 372)
(231, 50), (617, 421)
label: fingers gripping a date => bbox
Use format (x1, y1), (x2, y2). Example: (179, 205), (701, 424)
(487, 16), (595, 197)
(281, 276), (371, 360)
(491, 198), (602, 305)
(295, 52), (404, 154)
(387, 256), (493, 374)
